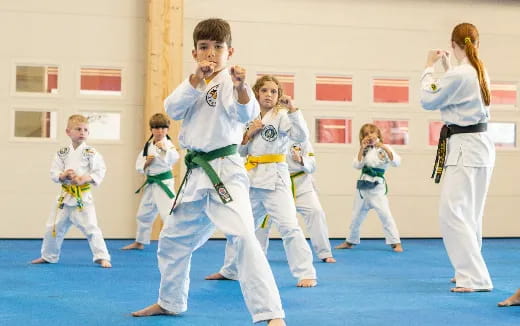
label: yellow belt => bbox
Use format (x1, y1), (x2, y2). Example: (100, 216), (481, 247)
(52, 183), (91, 237)
(245, 154), (286, 171)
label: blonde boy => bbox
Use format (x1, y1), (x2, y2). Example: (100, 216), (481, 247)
(32, 114), (111, 268)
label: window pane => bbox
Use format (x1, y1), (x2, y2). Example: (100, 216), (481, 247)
(315, 76), (352, 102)
(82, 112), (121, 140)
(256, 73), (295, 99)
(429, 121), (444, 146)
(16, 65), (58, 94)
(373, 78), (408, 103)
(491, 82), (517, 105)
(80, 67), (122, 95)
(488, 122), (515, 148)
(315, 118), (352, 144)
(14, 111), (57, 138)
(373, 120), (409, 145)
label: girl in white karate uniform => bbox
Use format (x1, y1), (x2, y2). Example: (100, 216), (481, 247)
(255, 139), (336, 263)
(122, 113), (179, 250)
(206, 75), (317, 287)
(336, 123), (403, 252)
(420, 22), (494, 292)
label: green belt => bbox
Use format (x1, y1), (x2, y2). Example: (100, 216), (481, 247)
(172, 144), (237, 211)
(290, 171), (306, 199)
(359, 166), (387, 198)
(135, 170), (175, 199)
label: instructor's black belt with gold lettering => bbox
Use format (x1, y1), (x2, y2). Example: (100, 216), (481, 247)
(432, 123), (487, 183)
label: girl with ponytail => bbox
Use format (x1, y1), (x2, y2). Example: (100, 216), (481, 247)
(420, 23), (495, 293)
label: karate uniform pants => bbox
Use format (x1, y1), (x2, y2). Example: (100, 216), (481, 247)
(156, 182), (285, 323)
(220, 177), (316, 281)
(439, 159), (493, 290)
(41, 204), (111, 263)
(346, 184), (401, 245)
(255, 189), (333, 260)
(135, 180), (174, 245)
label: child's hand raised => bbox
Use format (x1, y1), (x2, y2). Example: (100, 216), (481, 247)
(195, 60), (217, 79)
(279, 95), (297, 113)
(230, 65), (246, 90)
(247, 119), (263, 137)
(426, 49), (447, 68)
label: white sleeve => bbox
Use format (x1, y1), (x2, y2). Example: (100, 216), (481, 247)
(89, 152), (106, 186)
(229, 84), (260, 123)
(279, 111), (309, 143)
(135, 150), (146, 174)
(300, 142), (316, 174)
(50, 153), (64, 184)
(420, 67), (464, 111)
(352, 155), (364, 170)
(387, 146), (401, 167)
(164, 77), (202, 120)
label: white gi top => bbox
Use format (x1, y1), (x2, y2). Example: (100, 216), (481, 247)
(239, 109), (309, 190)
(50, 142), (106, 206)
(135, 138), (179, 176)
(287, 140), (317, 197)
(420, 58), (495, 167)
(353, 145), (400, 184)
(164, 68), (259, 202)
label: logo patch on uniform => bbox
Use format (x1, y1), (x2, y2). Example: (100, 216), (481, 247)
(377, 148), (389, 162)
(82, 147), (96, 158)
(206, 84), (220, 107)
(430, 83), (438, 91)
(57, 147), (70, 158)
(261, 125), (278, 142)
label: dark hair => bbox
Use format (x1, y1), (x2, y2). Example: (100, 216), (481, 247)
(451, 23), (490, 106)
(193, 18), (232, 48)
(143, 113), (171, 156)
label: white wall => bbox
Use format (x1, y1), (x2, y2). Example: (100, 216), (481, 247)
(184, 0), (520, 238)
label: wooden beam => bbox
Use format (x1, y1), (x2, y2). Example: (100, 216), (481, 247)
(144, 0), (183, 239)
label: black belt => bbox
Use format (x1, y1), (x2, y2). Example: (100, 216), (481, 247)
(431, 123), (487, 183)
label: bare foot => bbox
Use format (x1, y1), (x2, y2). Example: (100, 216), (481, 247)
(450, 277), (456, 284)
(296, 279), (317, 288)
(335, 242), (354, 249)
(391, 243), (403, 252)
(95, 259), (112, 268)
(322, 257), (336, 263)
(31, 257), (49, 264)
(451, 287), (474, 293)
(132, 303), (177, 317)
(121, 242), (144, 250)
(268, 318), (286, 326)
(205, 272), (231, 280)
(498, 289), (520, 307)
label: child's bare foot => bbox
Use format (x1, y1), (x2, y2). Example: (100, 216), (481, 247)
(267, 318), (286, 326)
(296, 279), (317, 287)
(205, 272), (231, 280)
(31, 257), (49, 264)
(95, 259), (112, 268)
(121, 242), (144, 250)
(132, 303), (177, 317)
(451, 287), (474, 293)
(498, 289), (520, 307)
(450, 277), (456, 283)
(335, 242), (354, 249)
(391, 243), (403, 252)
(322, 257), (336, 263)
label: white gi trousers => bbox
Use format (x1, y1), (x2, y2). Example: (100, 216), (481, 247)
(255, 189), (333, 260)
(346, 184), (401, 245)
(157, 181), (285, 323)
(220, 177), (316, 281)
(439, 159), (493, 290)
(135, 180), (174, 245)
(41, 204), (111, 263)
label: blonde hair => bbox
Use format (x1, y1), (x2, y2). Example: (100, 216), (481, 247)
(451, 23), (490, 106)
(67, 114), (88, 129)
(359, 123), (383, 145)
(253, 75), (284, 114)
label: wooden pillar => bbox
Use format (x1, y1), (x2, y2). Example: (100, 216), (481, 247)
(145, 0), (184, 239)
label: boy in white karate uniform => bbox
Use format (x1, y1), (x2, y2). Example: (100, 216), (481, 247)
(32, 114), (111, 268)
(132, 18), (285, 326)
(420, 22), (494, 292)
(122, 113), (179, 250)
(255, 139), (336, 263)
(336, 123), (403, 252)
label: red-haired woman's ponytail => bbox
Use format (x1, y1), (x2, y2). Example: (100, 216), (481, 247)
(464, 37), (490, 106)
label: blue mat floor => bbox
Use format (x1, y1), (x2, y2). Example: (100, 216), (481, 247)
(1, 238), (520, 326)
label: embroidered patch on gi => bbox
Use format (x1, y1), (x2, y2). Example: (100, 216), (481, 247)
(57, 147), (70, 158)
(430, 83), (438, 92)
(206, 84), (219, 107)
(82, 147), (96, 158)
(377, 148), (389, 162)
(261, 125), (278, 142)
(291, 143), (302, 152)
